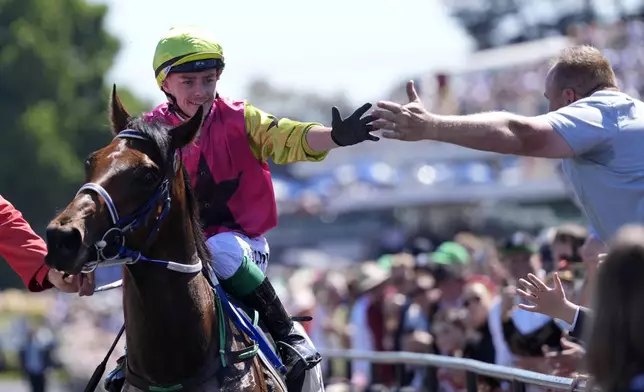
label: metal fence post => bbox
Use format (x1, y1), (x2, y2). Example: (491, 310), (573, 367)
(425, 365), (438, 392)
(394, 364), (405, 388)
(466, 371), (478, 392)
(512, 379), (527, 392)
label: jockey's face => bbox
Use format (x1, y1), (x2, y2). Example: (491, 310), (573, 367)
(544, 64), (578, 112)
(162, 68), (222, 117)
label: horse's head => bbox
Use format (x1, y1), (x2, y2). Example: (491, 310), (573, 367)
(45, 86), (204, 274)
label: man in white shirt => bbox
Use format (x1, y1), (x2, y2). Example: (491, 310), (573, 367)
(372, 45), (644, 245)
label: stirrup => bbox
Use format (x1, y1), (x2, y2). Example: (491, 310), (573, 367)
(277, 340), (321, 370)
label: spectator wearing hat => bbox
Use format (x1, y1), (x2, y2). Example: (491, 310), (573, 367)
(430, 242), (471, 311)
(348, 262), (391, 389)
(551, 224), (588, 272)
(488, 232), (562, 375)
(382, 253), (417, 350)
(310, 272), (351, 383)
(392, 242), (470, 389)
(398, 241), (470, 343)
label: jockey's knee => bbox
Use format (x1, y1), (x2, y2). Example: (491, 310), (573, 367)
(212, 257), (242, 280)
(206, 232), (248, 279)
(205, 232), (270, 298)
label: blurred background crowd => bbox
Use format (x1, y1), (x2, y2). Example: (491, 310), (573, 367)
(0, 222), (594, 392)
(4, 0), (644, 391)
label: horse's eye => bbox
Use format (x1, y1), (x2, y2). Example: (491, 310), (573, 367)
(85, 152), (97, 169)
(143, 172), (158, 184)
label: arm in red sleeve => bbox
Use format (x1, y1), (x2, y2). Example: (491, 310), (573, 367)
(0, 195), (52, 292)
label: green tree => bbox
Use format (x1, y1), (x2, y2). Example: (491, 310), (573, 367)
(0, 0), (152, 288)
(0, 0), (152, 228)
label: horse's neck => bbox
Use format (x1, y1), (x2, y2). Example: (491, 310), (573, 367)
(122, 199), (217, 384)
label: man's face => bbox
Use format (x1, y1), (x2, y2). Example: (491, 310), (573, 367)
(551, 239), (574, 264)
(503, 252), (535, 279)
(162, 69), (221, 117)
(544, 66), (576, 112)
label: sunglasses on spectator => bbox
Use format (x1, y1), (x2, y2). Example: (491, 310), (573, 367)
(463, 296), (481, 307)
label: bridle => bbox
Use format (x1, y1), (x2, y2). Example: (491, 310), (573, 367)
(76, 129), (202, 275)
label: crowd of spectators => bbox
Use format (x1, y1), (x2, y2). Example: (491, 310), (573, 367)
(436, 19), (644, 118)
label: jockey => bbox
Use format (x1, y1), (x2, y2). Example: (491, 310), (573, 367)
(105, 25), (378, 390)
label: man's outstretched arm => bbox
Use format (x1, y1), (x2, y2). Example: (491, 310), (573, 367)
(372, 80), (611, 159)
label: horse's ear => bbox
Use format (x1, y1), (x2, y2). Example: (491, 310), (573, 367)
(110, 84), (131, 135)
(170, 105), (204, 150)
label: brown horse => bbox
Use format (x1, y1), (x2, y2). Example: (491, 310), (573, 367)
(44, 87), (286, 392)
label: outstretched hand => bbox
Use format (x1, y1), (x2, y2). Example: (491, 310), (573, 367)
(371, 80), (435, 141)
(516, 272), (576, 323)
(330, 103), (379, 147)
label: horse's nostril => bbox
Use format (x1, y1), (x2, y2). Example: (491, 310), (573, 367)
(46, 225), (82, 257)
(60, 232), (79, 252)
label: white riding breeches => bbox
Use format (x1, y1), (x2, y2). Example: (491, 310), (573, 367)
(205, 231), (270, 279)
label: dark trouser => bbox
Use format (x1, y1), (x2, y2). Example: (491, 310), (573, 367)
(27, 373), (45, 392)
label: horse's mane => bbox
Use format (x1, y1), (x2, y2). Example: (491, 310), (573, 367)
(124, 116), (213, 276)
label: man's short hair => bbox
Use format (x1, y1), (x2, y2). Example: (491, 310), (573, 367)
(550, 45), (617, 97)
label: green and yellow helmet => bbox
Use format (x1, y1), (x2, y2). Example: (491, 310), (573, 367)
(153, 25), (225, 89)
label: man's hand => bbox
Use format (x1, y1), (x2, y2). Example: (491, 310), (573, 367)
(513, 355), (552, 374)
(329, 103), (379, 146)
(544, 338), (585, 377)
(372, 80), (435, 141)
(402, 330), (434, 353)
(580, 235), (607, 265)
(516, 273), (578, 323)
(47, 269), (95, 296)
(500, 284), (517, 317)
(570, 373), (591, 392)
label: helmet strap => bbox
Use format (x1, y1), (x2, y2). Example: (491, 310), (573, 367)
(162, 89), (218, 121)
(161, 89), (190, 119)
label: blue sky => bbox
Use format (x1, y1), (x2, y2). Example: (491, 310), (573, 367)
(98, 0), (474, 107)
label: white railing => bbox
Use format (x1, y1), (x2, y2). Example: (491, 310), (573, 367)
(320, 349), (580, 391)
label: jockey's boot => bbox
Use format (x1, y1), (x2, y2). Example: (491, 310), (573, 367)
(240, 277), (322, 380)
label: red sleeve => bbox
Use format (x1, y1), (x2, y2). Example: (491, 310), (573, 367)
(0, 195), (52, 292)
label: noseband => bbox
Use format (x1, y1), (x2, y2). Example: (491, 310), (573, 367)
(76, 129), (202, 275)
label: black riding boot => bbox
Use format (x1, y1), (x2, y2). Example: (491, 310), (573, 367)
(240, 277), (321, 380)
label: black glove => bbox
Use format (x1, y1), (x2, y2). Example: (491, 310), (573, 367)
(330, 103), (379, 147)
